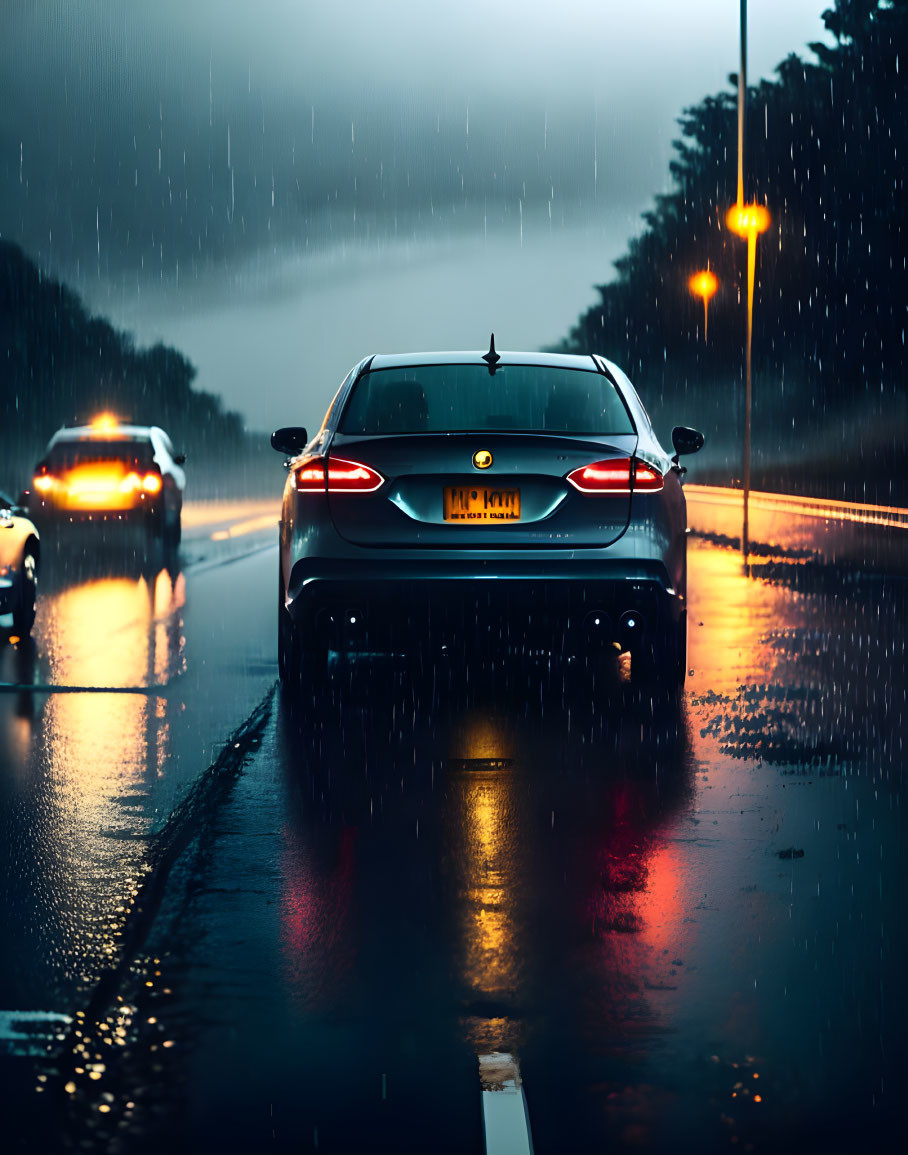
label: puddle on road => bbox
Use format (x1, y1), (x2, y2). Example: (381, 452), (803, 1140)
(0, 566), (188, 1015)
(688, 541), (904, 781)
(0, 537), (273, 1033)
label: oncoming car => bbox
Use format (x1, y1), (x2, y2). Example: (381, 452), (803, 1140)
(30, 416), (186, 544)
(0, 492), (39, 638)
(272, 344), (703, 689)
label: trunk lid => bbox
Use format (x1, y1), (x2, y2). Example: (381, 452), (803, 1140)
(325, 432), (638, 548)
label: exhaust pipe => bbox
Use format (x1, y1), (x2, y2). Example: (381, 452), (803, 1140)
(618, 609), (644, 648)
(582, 610), (612, 645)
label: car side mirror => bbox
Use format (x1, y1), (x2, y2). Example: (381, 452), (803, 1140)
(271, 427), (308, 456)
(671, 426), (705, 456)
(173, 453), (186, 466)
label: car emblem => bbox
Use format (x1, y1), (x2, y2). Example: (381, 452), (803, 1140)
(473, 449), (493, 469)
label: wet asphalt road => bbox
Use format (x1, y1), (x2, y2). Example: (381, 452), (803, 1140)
(0, 504), (905, 1154)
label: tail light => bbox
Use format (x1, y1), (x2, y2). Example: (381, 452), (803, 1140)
(119, 471), (163, 495)
(294, 456), (384, 494)
(33, 473), (56, 494)
(566, 458), (664, 494)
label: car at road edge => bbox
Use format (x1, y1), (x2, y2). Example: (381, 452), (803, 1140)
(30, 416), (186, 545)
(0, 492), (40, 638)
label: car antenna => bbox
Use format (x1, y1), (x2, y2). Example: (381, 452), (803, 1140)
(482, 332), (501, 374)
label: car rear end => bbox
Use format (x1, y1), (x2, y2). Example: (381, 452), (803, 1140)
(31, 428), (165, 536)
(279, 352), (689, 680)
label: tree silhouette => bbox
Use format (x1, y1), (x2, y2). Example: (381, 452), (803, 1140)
(557, 0), (906, 503)
(0, 239), (257, 495)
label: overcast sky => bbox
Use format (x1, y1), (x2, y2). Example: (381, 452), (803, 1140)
(1, 0), (834, 430)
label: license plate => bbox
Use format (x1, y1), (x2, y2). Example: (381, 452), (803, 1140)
(443, 485), (521, 523)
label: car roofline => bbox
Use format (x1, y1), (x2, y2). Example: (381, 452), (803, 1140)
(365, 350), (601, 371)
(47, 424), (159, 445)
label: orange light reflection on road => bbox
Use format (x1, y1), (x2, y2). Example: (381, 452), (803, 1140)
(685, 541), (778, 697)
(153, 568), (186, 685)
(457, 712), (515, 763)
(449, 713), (520, 1053)
(41, 574), (169, 979)
(462, 774), (518, 1003)
(153, 568), (186, 619)
(47, 577), (151, 688)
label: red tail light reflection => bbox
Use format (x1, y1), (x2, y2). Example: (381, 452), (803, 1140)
(566, 458), (664, 494)
(294, 456), (384, 494)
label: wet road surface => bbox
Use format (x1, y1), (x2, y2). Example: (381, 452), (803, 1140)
(0, 502), (905, 1153)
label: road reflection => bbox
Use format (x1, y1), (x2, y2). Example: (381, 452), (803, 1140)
(264, 536), (903, 1154)
(275, 661), (692, 1149)
(280, 824), (357, 1012)
(41, 564), (185, 688)
(5, 530), (898, 1153)
(0, 557), (187, 1012)
(448, 712), (520, 1054)
(0, 638), (39, 753)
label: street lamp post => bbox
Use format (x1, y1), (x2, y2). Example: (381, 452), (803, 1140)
(737, 0), (747, 208)
(726, 203), (770, 557)
(727, 0), (772, 560)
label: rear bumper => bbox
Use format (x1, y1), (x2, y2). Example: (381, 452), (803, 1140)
(30, 499), (164, 529)
(287, 557), (682, 654)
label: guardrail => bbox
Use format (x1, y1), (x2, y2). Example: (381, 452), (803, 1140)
(686, 485), (908, 531)
(684, 485), (908, 572)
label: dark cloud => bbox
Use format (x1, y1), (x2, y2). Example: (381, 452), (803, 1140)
(1, 0), (832, 286)
(0, 1), (834, 427)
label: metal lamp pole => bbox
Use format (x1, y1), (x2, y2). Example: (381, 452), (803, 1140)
(726, 0), (773, 561)
(737, 0), (747, 208)
(738, 0), (749, 556)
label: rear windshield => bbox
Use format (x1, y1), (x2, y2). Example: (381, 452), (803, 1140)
(339, 365), (635, 436)
(47, 438), (155, 470)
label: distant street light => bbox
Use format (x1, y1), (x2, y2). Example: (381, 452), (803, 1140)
(688, 269), (718, 343)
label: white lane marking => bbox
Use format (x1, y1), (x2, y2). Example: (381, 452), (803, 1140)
(479, 1052), (534, 1155)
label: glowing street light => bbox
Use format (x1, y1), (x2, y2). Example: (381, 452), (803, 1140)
(726, 205), (771, 332)
(688, 269), (718, 343)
